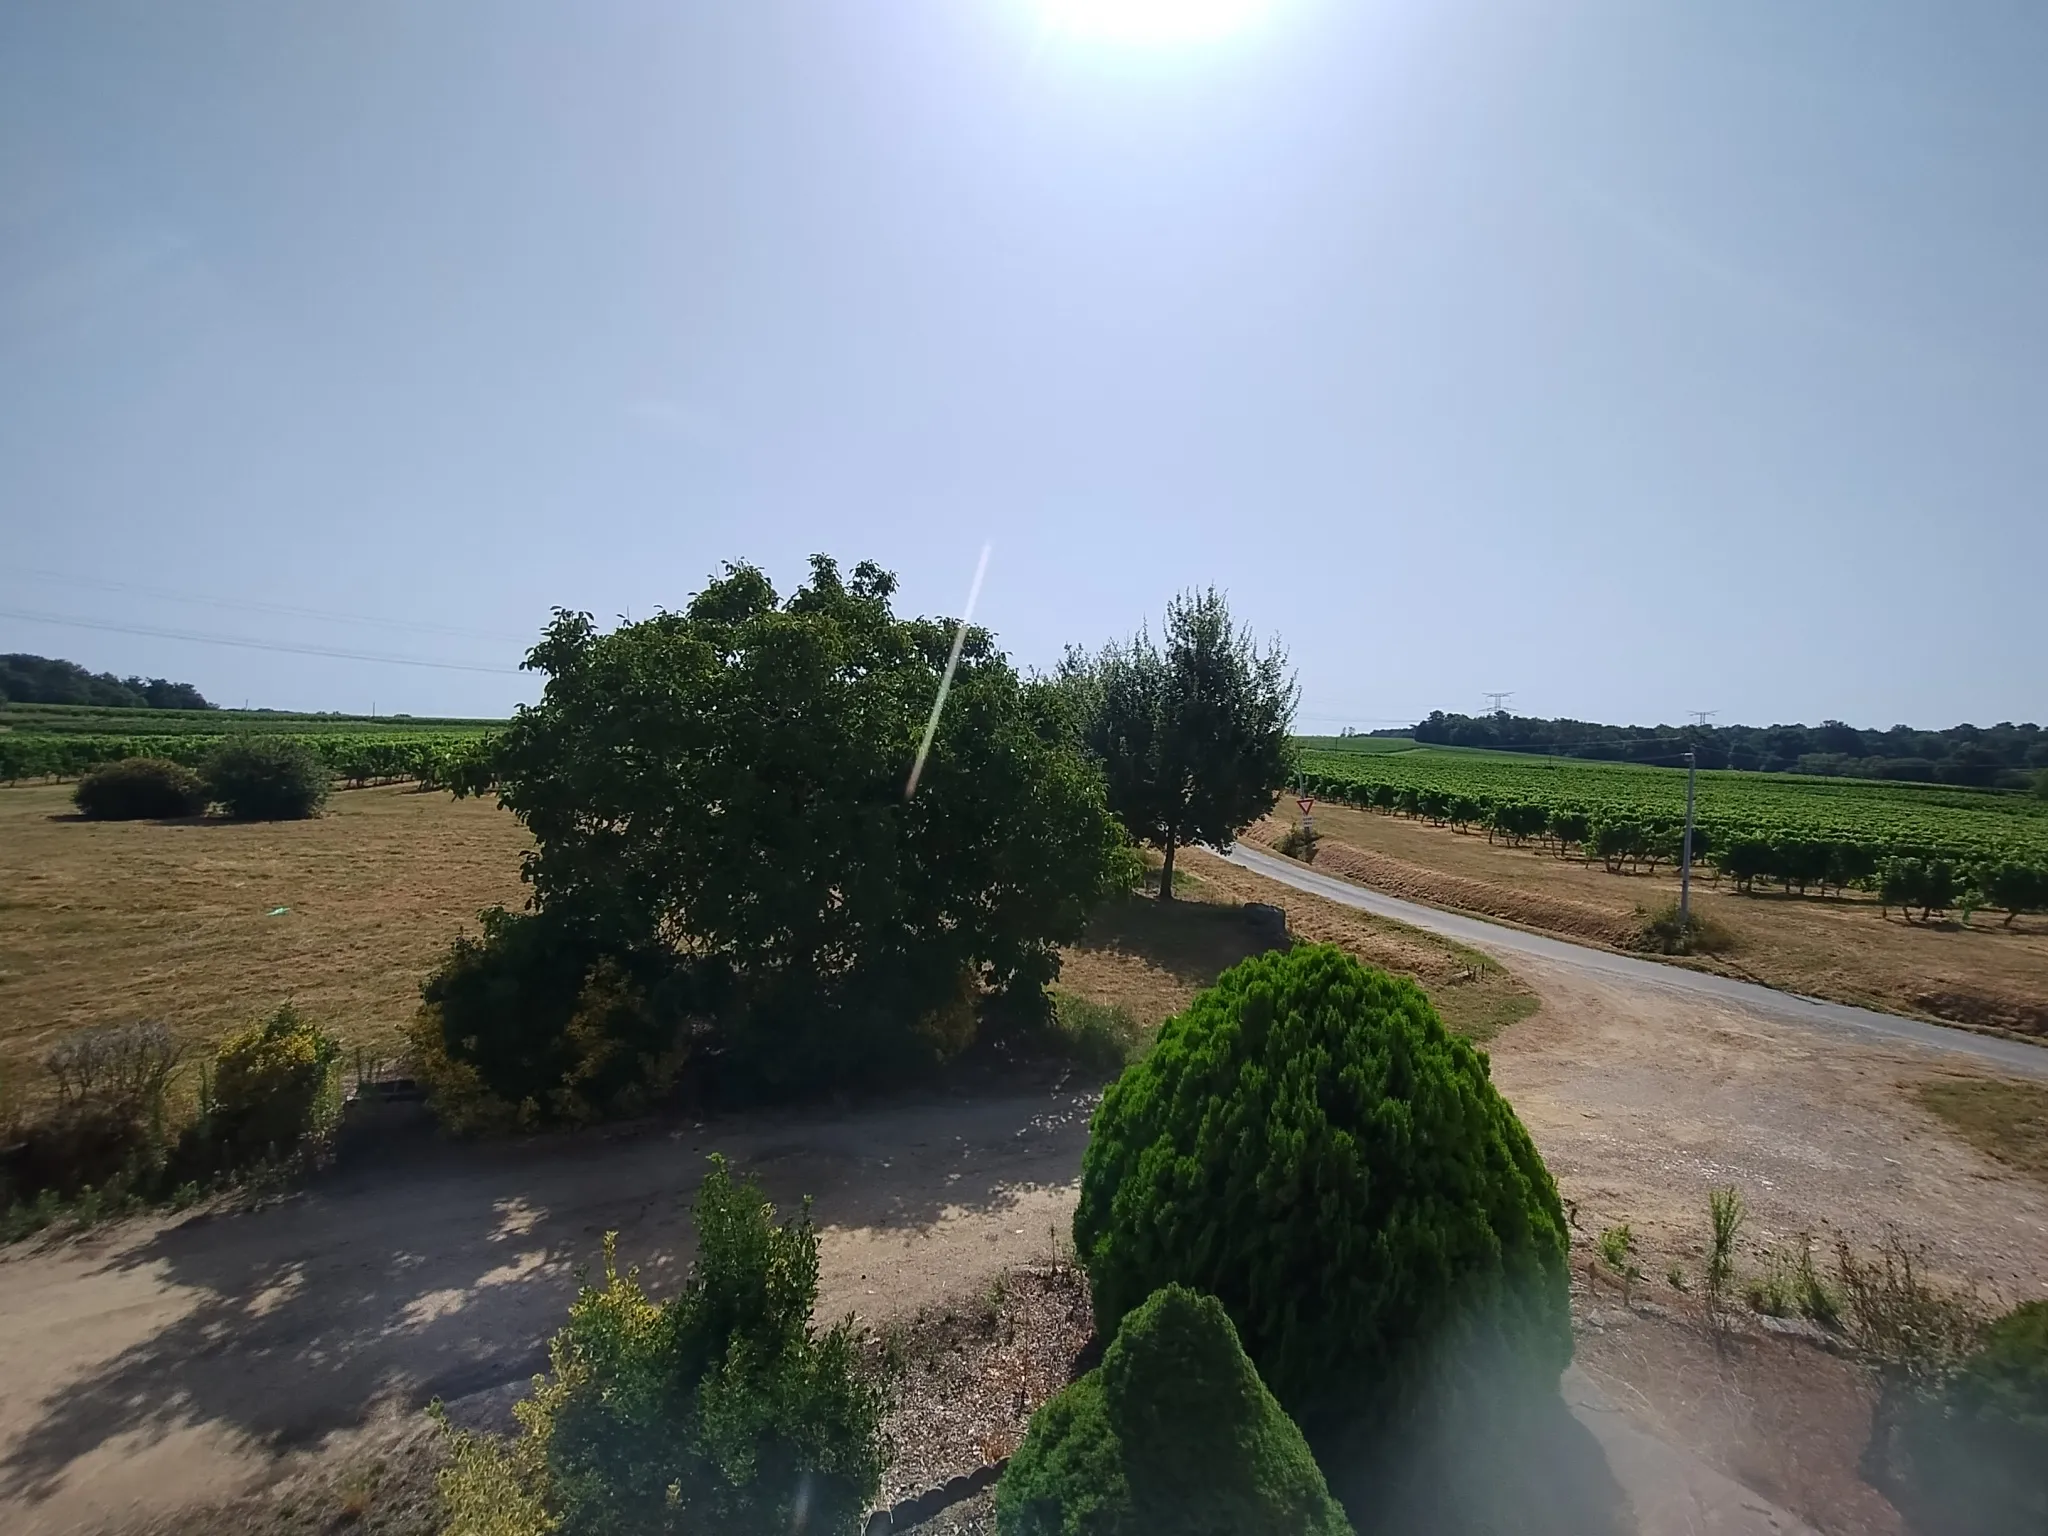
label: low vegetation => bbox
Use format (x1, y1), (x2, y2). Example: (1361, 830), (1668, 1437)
(995, 1284), (1349, 1536)
(1631, 899), (1737, 956)
(73, 756), (209, 820)
(1915, 1077), (2048, 1183)
(1, 1009), (345, 1240)
(1071, 944), (1572, 1528)
(204, 737), (332, 819)
(433, 1158), (887, 1536)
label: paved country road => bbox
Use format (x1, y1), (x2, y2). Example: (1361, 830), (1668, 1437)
(1223, 841), (2048, 1081)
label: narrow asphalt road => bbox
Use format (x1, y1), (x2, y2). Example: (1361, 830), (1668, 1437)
(1223, 841), (2048, 1080)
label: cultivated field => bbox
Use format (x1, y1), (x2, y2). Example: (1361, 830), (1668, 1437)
(1267, 767), (2048, 1037)
(0, 704), (495, 786)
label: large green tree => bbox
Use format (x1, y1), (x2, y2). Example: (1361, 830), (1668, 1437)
(485, 555), (1125, 1095)
(1070, 590), (1296, 900)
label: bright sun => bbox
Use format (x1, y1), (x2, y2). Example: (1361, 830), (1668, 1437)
(1033, 0), (1275, 45)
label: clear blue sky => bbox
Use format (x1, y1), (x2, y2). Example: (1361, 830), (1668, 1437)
(2, 1), (2042, 728)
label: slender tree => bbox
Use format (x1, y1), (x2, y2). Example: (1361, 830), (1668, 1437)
(1078, 589), (1297, 901)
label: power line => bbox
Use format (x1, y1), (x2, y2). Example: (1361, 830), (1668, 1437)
(0, 607), (523, 674)
(1482, 691), (1514, 714)
(16, 567), (534, 645)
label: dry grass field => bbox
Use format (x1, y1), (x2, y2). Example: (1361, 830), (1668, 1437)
(0, 784), (1536, 1114)
(0, 783), (530, 1098)
(1254, 801), (2048, 1038)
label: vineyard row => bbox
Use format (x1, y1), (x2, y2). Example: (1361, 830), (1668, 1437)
(0, 731), (497, 793)
(1289, 762), (2048, 923)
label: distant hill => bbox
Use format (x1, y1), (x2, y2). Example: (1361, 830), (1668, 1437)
(1409, 710), (2047, 789)
(0, 654), (213, 711)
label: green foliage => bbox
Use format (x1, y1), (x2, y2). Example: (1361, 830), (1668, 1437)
(1048, 992), (1147, 1074)
(0, 653), (212, 709)
(433, 1158), (887, 1536)
(206, 1005), (343, 1163)
(1072, 945), (1571, 1448)
(1067, 589), (1297, 900)
(0, 719), (497, 787)
(72, 756), (209, 819)
(997, 1285), (1350, 1536)
(487, 557), (1124, 1098)
(204, 736), (331, 819)
(408, 908), (691, 1132)
(1895, 1300), (2048, 1535)
(1705, 1187), (1743, 1315)
(1290, 746), (2048, 881)
(1880, 857), (1958, 921)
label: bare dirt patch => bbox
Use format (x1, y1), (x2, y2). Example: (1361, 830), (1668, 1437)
(1258, 800), (2048, 1036)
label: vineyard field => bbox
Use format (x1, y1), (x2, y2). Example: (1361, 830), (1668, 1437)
(1291, 747), (2048, 910)
(0, 705), (498, 789)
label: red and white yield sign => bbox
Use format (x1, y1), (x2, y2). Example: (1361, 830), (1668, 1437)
(1297, 797), (1316, 817)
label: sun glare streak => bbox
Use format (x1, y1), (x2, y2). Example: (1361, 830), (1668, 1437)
(905, 543), (992, 800)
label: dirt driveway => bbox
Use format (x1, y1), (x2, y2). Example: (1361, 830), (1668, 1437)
(4, 873), (2047, 1535)
(0, 1070), (1096, 1536)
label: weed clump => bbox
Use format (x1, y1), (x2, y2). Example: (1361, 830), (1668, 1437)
(1047, 992), (1146, 1074)
(1631, 900), (1736, 956)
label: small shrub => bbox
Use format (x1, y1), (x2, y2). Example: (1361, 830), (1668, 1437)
(1273, 822), (1321, 864)
(1073, 945), (1572, 1452)
(1631, 900), (1736, 956)
(1596, 1224), (1641, 1303)
(433, 1157), (887, 1536)
(1705, 1187), (1744, 1319)
(407, 908), (690, 1134)
(73, 757), (208, 820)
(207, 1005), (343, 1164)
(1666, 1263), (1689, 1292)
(1834, 1230), (1983, 1383)
(996, 1284), (1349, 1536)
(1896, 1299), (2048, 1535)
(6, 1022), (180, 1202)
(1048, 992), (1146, 1073)
(204, 737), (330, 820)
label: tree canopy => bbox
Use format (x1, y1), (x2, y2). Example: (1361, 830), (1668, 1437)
(1066, 589), (1296, 899)
(479, 555), (1127, 1097)
(0, 654), (212, 710)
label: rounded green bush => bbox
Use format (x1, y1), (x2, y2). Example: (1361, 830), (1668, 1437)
(203, 737), (329, 820)
(1902, 1299), (2048, 1533)
(996, 1284), (1350, 1536)
(210, 1004), (343, 1161)
(1073, 944), (1571, 1444)
(73, 757), (208, 820)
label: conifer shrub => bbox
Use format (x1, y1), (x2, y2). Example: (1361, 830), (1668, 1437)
(1072, 944), (1572, 1449)
(996, 1284), (1350, 1536)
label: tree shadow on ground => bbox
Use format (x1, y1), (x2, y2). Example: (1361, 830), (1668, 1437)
(0, 1071), (1094, 1509)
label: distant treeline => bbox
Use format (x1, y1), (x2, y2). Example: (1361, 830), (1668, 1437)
(1407, 711), (2048, 788)
(0, 654), (213, 711)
